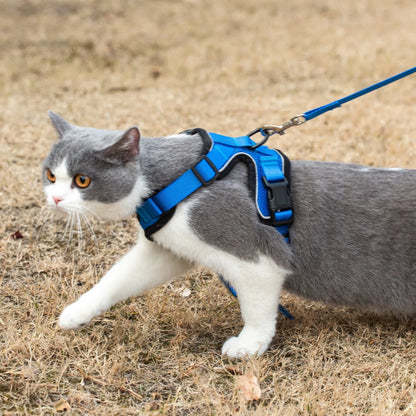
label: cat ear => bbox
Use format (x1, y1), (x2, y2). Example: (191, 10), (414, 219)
(48, 111), (73, 139)
(100, 127), (141, 164)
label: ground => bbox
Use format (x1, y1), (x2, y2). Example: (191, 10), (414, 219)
(1, 0), (416, 414)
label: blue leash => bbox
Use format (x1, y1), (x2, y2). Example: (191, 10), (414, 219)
(250, 65), (416, 139)
(245, 65), (416, 321)
(303, 65), (416, 121)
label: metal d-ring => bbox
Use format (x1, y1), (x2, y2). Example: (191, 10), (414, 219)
(248, 127), (273, 149)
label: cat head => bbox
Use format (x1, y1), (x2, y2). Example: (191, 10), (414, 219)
(42, 112), (149, 220)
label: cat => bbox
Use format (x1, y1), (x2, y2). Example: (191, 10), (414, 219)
(42, 111), (416, 358)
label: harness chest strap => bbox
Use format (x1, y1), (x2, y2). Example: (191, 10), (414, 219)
(137, 129), (293, 240)
(136, 129), (294, 319)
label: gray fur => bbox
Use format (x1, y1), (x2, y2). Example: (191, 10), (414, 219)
(48, 111), (73, 138)
(44, 114), (416, 318)
(286, 162), (416, 316)
(43, 128), (141, 203)
(189, 164), (293, 267)
(44, 113), (205, 203)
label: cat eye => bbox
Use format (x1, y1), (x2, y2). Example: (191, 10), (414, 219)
(74, 174), (91, 189)
(46, 168), (56, 183)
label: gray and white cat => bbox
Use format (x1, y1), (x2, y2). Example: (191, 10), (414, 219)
(42, 111), (416, 358)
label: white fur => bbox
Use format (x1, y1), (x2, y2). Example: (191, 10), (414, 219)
(155, 202), (289, 357)
(86, 176), (149, 220)
(45, 158), (80, 215)
(59, 199), (289, 357)
(45, 159), (150, 220)
(59, 228), (190, 328)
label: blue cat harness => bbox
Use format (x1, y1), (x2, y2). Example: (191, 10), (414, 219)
(136, 128), (294, 319)
(137, 128), (293, 239)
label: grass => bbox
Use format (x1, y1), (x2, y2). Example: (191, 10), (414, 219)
(1, 0), (416, 414)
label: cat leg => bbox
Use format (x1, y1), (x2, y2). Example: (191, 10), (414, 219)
(221, 254), (288, 358)
(153, 202), (289, 357)
(59, 232), (190, 329)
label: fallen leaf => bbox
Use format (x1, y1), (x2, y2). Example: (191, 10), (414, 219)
(11, 230), (23, 240)
(237, 373), (261, 401)
(54, 398), (71, 412)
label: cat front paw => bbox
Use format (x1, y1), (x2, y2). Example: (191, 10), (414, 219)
(221, 335), (270, 358)
(59, 301), (94, 329)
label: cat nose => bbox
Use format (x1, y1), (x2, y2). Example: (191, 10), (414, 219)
(53, 196), (63, 205)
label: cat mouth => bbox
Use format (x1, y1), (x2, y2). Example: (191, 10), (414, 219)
(47, 201), (101, 222)
(48, 203), (83, 218)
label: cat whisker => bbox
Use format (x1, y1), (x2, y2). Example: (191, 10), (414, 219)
(62, 203), (101, 223)
(75, 212), (84, 248)
(66, 212), (76, 247)
(79, 205), (103, 221)
(41, 201), (100, 250)
(55, 205), (99, 251)
(80, 213), (99, 249)
(34, 206), (49, 226)
(34, 206), (55, 234)
(62, 212), (72, 242)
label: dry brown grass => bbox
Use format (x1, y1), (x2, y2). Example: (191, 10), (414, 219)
(1, 0), (416, 414)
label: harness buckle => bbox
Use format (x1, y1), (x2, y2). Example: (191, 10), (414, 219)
(262, 177), (293, 227)
(191, 155), (220, 186)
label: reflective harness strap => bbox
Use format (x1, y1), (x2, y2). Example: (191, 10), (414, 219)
(136, 129), (294, 319)
(137, 131), (293, 239)
(137, 133), (250, 232)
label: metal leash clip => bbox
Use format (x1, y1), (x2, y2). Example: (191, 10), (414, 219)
(248, 115), (306, 148)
